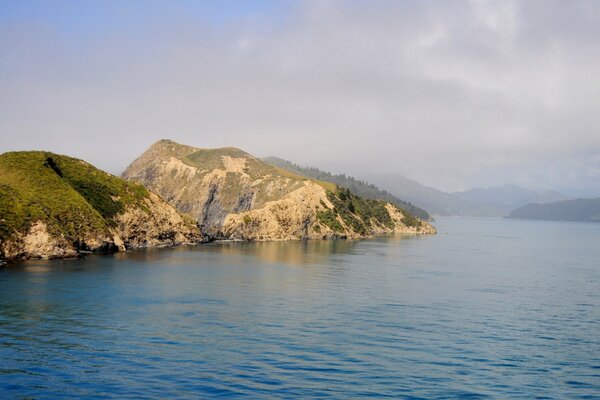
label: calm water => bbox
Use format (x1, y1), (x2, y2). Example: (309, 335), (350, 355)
(1, 217), (599, 399)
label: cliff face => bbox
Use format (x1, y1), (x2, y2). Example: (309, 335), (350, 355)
(123, 140), (435, 240)
(0, 151), (202, 261)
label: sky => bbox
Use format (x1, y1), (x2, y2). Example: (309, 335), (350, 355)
(1, 0), (599, 196)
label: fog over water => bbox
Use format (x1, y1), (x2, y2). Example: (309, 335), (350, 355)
(1, 1), (599, 196)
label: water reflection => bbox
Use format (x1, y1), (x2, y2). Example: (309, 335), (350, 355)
(103, 239), (362, 267)
(0, 220), (599, 398)
(179, 235), (420, 266)
(200, 239), (361, 266)
(2, 234), (424, 272)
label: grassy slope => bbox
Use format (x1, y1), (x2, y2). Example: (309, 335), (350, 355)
(150, 143), (336, 209)
(179, 144), (338, 192)
(263, 156), (431, 220)
(272, 166), (337, 192)
(0, 151), (150, 243)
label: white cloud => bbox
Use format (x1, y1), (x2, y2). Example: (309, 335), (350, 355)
(0, 0), (599, 195)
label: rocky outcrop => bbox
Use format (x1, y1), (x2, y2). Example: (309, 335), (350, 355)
(2, 221), (80, 260)
(123, 139), (436, 241)
(112, 192), (201, 248)
(222, 182), (333, 240)
(0, 151), (202, 262)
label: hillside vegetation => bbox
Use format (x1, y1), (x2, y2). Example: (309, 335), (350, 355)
(0, 151), (201, 261)
(263, 157), (431, 220)
(318, 187), (422, 235)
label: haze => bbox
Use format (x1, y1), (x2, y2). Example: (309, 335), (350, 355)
(1, 0), (599, 196)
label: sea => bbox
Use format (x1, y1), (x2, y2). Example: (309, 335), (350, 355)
(1, 217), (599, 399)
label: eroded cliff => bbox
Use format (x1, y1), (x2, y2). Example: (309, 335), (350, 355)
(123, 139), (435, 240)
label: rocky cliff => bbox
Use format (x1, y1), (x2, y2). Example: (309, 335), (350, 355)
(0, 151), (202, 261)
(123, 139), (435, 240)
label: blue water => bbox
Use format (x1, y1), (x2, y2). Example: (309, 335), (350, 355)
(1, 217), (599, 399)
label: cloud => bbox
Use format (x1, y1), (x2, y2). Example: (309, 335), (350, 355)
(1, 0), (599, 195)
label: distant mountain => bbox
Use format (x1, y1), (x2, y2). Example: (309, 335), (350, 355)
(453, 184), (568, 215)
(122, 140), (435, 241)
(361, 176), (568, 217)
(265, 161), (571, 219)
(507, 198), (600, 222)
(263, 157), (431, 221)
(361, 173), (480, 216)
(263, 158), (570, 219)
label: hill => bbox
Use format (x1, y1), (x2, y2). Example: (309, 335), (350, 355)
(263, 157), (431, 220)
(123, 140), (435, 240)
(0, 151), (201, 261)
(507, 198), (600, 222)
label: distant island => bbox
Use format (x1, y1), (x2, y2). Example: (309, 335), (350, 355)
(359, 175), (568, 218)
(507, 198), (600, 222)
(0, 140), (435, 262)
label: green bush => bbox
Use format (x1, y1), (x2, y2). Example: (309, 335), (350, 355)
(322, 186), (421, 234)
(316, 209), (343, 232)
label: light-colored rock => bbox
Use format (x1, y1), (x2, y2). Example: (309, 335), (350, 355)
(385, 203), (437, 234)
(3, 221), (78, 260)
(223, 182), (436, 241)
(223, 182), (332, 240)
(113, 192), (201, 248)
(0, 192), (201, 261)
(123, 139), (436, 241)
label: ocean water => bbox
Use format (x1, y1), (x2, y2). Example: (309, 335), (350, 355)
(1, 217), (599, 399)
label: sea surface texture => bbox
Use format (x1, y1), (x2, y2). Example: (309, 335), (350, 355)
(1, 218), (599, 398)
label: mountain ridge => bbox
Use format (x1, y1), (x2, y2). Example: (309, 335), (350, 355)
(122, 139), (435, 240)
(453, 184), (568, 214)
(363, 173), (568, 217)
(263, 156), (431, 220)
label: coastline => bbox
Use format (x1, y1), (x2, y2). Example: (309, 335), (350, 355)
(0, 228), (436, 265)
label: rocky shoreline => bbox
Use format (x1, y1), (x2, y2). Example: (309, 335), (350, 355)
(1, 231), (437, 264)
(0, 142), (436, 263)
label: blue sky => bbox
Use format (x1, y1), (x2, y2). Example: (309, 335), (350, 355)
(1, 0), (599, 196)
(0, 1), (292, 25)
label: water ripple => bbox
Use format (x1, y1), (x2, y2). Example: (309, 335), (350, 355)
(1, 218), (599, 398)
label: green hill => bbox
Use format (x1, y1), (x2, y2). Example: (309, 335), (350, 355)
(263, 156), (431, 220)
(0, 151), (201, 261)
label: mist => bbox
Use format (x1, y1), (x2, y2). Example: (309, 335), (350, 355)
(1, 0), (599, 196)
